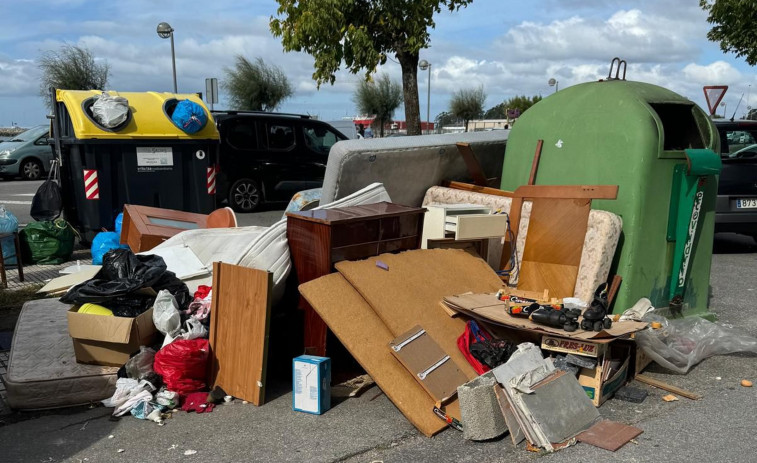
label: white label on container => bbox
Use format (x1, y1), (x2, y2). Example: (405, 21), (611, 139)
(293, 361), (319, 413)
(136, 147), (173, 167)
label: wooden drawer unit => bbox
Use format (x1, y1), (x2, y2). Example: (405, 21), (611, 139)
(286, 202), (426, 356)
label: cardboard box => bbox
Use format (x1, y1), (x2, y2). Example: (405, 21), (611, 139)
(541, 336), (606, 358)
(577, 345), (631, 407)
(293, 355), (331, 415)
(67, 305), (157, 367)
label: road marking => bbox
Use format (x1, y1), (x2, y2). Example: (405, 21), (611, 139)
(12, 193), (35, 196)
(0, 200), (32, 205)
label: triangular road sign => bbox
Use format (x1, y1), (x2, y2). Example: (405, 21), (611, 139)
(703, 86), (728, 115)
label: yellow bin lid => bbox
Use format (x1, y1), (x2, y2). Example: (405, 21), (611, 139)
(55, 89), (220, 140)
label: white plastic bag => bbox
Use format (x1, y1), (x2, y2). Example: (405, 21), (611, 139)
(153, 289), (181, 337)
(91, 92), (129, 128)
(102, 378), (139, 408)
(636, 314), (757, 374)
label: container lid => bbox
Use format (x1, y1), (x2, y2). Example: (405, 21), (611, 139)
(56, 90), (220, 141)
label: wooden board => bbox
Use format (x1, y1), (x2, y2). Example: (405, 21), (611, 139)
(335, 249), (504, 380)
(38, 266), (102, 294)
(299, 273), (448, 437)
(576, 420), (643, 451)
(517, 197), (591, 298)
(634, 374), (702, 400)
(389, 325), (468, 402)
(208, 262), (272, 406)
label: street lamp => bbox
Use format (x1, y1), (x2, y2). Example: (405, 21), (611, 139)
(419, 59), (431, 134)
(548, 77), (559, 93)
(157, 22), (178, 93)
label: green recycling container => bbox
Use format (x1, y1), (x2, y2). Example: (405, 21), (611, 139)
(500, 80), (720, 318)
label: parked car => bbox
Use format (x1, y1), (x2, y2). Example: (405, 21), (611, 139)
(212, 111), (349, 212)
(714, 119), (757, 241)
(0, 125), (53, 180)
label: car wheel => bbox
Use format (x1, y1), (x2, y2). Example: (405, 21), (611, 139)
(20, 159), (43, 180)
(228, 178), (262, 212)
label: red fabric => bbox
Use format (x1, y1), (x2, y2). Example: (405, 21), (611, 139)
(181, 392), (215, 413)
(154, 339), (210, 394)
(457, 320), (492, 375)
(194, 285), (212, 300)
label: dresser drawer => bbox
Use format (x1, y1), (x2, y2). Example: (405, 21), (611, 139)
(331, 220), (381, 248)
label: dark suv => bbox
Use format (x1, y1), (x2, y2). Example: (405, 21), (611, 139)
(714, 119), (757, 240)
(213, 111), (348, 212)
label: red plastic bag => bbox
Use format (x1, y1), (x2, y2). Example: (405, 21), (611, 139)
(457, 320), (492, 375)
(153, 339), (210, 394)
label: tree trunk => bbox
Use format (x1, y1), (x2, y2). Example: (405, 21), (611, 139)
(379, 118), (385, 137)
(397, 51), (421, 136)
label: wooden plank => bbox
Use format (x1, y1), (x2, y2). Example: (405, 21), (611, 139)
(608, 275), (622, 306)
(527, 139), (544, 185)
(208, 262), (273, 406)
(456, 142), (490, 187)
(442, 180), (516, 198)
(299, 273), (449, 437)
(635, 374), (703, 400)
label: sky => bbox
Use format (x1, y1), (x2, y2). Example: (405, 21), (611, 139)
(1, 0), (755, 127)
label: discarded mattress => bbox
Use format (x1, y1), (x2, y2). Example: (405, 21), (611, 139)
(1, 299), (118, 410)
(422, 186), (623, 303)
(152, 182), (391, 303)
(321, 131), (508, 207)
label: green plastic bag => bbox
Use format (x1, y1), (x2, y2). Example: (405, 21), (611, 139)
(20, 219), (75, 265)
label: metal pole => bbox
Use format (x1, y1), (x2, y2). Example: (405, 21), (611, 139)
(426, 65), (431, 135)
(170, 33), (177, 93)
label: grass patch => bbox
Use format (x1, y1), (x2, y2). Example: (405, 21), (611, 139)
(0, 285), (47, 332)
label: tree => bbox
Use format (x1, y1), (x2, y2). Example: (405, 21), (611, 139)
(223, 56), (293, 111)
(353, 73), (403, 137)
(450, 86), (486, 132)
(270, 0), (473, 135)
(435, 111), (462, 129)
(484, 95), (542, 119)
(700, 0), (757, 65)
(38, 44), (109, 107)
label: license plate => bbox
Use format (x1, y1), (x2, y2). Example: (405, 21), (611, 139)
(736, 198), (757, 208)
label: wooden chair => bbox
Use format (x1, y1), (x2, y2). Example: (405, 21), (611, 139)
(207, 207), (238, 228)
(0, 232), (24, 289)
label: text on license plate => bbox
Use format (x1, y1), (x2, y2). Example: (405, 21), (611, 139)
(737, 198), (757, 209)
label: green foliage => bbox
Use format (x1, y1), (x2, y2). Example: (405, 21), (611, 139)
(484, 95), (542, 119)
(353, 73), (403, 137)
(450, 86), (486, 131)
(38, 44), (109, 108)
(700, 0), (757, 65)
(223, 56), (293, 111)
(435, 111), (462, 128)
(270, 0), (473, 135)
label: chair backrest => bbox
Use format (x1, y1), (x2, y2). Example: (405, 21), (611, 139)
(207, 207), (237, 228)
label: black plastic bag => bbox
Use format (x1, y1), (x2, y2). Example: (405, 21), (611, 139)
(61, 248), (183, 305)
(30, 160), (62, 222)
(469, 339), (516, 369)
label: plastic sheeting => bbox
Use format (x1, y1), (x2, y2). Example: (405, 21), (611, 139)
(92, 92), (129, 128)
(636, 314), (757, 374)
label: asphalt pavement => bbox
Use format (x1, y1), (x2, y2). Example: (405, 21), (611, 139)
(1, 192), (756, 462)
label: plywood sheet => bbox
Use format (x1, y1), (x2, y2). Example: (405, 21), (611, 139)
(208, 263), (272, 406)
(299, 273), (447, 437)
(518, 198), (590, 298)
(576, 420), (643, 451)
(335, 249), (504, 379)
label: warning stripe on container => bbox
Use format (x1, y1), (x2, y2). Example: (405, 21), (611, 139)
(83, 169), (100, 200)
(207, 166), (216, 194)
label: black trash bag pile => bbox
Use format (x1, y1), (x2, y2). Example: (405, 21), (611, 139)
(469, 339), (517, 370)
(61, 248), (191, 312)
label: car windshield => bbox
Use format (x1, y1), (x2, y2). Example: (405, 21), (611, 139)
(9, 125), (48, 142)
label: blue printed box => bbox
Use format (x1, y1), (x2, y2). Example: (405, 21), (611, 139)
(292, 355), (331, 414)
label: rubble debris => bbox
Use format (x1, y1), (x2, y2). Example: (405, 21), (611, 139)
(662, 394), (679, 402)
(741, 379), (753, 387)
(457, 373), (507, 441)
(614, 386), (648, 403)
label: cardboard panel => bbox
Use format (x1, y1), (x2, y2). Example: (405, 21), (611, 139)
(38, 266), (102, 294)
(209, 263), (273, 406)
(299, 273), (447, 437)
(335, 249), (504, 379)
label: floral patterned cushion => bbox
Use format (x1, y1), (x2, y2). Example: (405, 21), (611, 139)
(422, 186), (622, 302)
